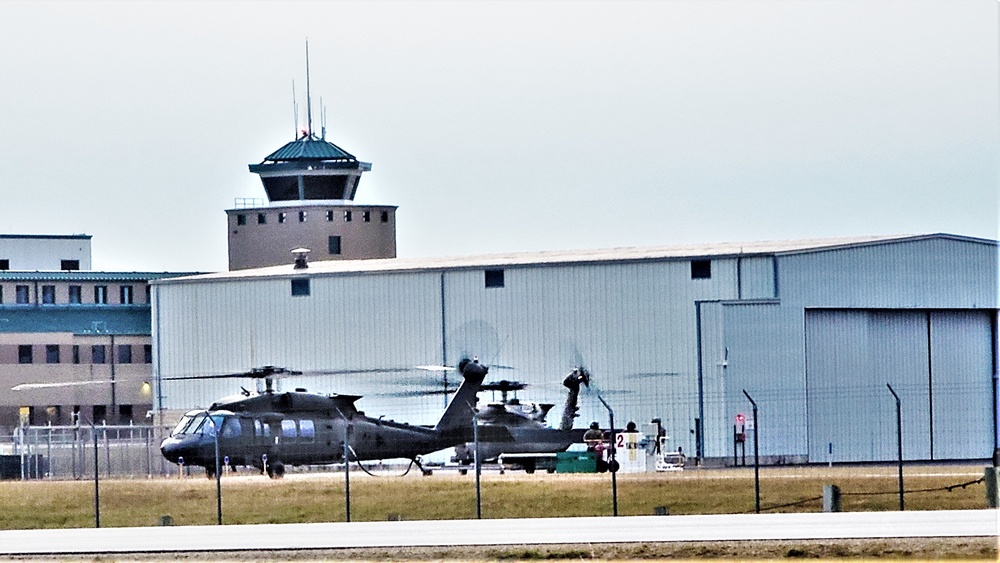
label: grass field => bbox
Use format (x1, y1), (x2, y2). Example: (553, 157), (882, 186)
(0, 463), (991, 529)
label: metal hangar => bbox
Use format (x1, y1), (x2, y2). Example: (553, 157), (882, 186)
(151, 233), (999, 465)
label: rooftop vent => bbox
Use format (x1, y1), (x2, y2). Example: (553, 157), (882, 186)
(292, 247), (311, 269)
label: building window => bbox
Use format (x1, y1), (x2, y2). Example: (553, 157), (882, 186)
(290, 278), (310, 297)
(117, 344), (132, 364)
(72, 345), (80, 364)
(278, 212), (287, 224)
(16, 285), (30, 304)
(344, 210), (352, 222)
(46, 345), (60, 364)
(61, 260), (80, 271)
(363, 210), (371, 222)
(236, 214), (247, 226)
(120, 285), (133, 305)
(485, 269), (505, 288)
(118, 404), (133, 424)
(0, 286), (3, 304)
(143, 344), (153, 364)
(145, 285), (151, 304)
(94, 286), (108, 304)
(92, 345), (106, 364)
(68, 285), (82, 304)
(326, 210), (334, 221)
(328, 236), (341, 255)
(41, 285), (56, 304)
(257, 213), (267, 224)
(381, 210), (389, 223)
(18, 345), (33, 364)
(299, 211), (307, 222)
(0, 259), (8, 270)
(92, 405), (107, 425)
(691, 259), (712, 279)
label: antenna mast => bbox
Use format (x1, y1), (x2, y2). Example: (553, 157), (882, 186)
(305, 39), (313, 138)
(292, 80), (299, 138)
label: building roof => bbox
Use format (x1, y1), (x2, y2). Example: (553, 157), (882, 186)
(263, 136), (358, 162)
(0, 234), (91, 240)
(156, 233), (998, 285)
(0, 271), (198, 282)
(0, 306), (152, 335)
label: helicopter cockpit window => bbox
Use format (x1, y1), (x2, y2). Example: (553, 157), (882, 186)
(170, 414), (200, 437)
(298, 419), (315, 441)
(281, 419), (297, 439)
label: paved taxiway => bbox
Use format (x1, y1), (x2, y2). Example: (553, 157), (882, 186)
(0, 510), (996, 555)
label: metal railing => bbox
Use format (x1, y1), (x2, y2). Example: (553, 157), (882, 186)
(0, 424), (174, 480)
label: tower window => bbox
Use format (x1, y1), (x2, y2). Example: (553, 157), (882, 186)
(485, 269), (505, 288)
(326, 210), (334, 222)
(41, 285), (56, 304)
(16, 285), (29, 304)
(0, 259), (8, 270)
(257, 213), (267, 224)
(120, 285), (134, 305)
(69, 285), (82, 304)
(691, 259), (712, 279)
(72, 345), (80, 364)
(18, 345), (33, 364)
(291, 278), (310, 297)
(363, 211), (371, 222)
(299, 211), (307, 222)
(328, 236), (342, 255)
(381, 211), (389, 223)
(236, 214), (247, 226)
(61, 260), (80, 271)
(278, 212), (287, 224)
(144, 344), (153, 364)
(95, 285), (108, 304)
(344, 210), (352, 222)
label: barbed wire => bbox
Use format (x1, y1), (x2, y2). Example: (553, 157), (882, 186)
(750, 477), (986, 513)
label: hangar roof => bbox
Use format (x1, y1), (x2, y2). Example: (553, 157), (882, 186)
(156, 233), (997, 284)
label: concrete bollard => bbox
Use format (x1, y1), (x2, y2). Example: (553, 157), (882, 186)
(822, 484), (841, 513)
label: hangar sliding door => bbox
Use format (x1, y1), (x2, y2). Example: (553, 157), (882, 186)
(805, 310), (993, 463)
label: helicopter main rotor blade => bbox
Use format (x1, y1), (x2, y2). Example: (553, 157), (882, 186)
(13, 380), (111, 391)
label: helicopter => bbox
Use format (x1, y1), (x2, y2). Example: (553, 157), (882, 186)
(158, 360), (496, 478)
(450, 368), (591, 470)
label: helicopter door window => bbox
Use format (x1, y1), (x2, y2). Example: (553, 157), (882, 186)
(221, 417), (241, 439)
(281, 419), (297, 439)
(298, 420), (315, 441)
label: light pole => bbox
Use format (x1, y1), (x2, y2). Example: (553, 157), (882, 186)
(89, 420), (100, 528)
(596, 394), (618, 517)
(473, 408), (482, 519)
(886, 383), (904, 511)
(343, 422), (351, 522)
(201, 412), (222, 525)
(742, 389), (760, 514)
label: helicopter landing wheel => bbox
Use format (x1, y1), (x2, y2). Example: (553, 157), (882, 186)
(267, 460), (285, 479)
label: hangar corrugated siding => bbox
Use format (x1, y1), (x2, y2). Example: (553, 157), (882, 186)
(152, 235), (998, 463)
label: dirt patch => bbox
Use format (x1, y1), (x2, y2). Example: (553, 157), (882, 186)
(7, 537), (997, 561)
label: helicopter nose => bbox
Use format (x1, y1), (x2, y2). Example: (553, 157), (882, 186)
(160, 436), (191, 463)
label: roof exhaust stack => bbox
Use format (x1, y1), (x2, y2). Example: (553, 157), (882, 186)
(292, 247), (311, 269)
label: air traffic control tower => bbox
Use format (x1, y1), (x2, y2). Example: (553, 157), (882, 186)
(226, 133), (397, 270)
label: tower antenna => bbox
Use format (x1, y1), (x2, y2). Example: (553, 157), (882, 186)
(292, 80), (299, 139)
(305, 38), (313, 138)
(320, 96), (326, 140)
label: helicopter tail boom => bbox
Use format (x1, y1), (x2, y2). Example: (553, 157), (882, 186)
(432, 359), (488, 434)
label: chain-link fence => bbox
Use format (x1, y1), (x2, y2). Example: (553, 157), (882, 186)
(0, 425), (175, 480)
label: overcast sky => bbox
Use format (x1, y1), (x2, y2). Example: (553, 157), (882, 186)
(0, 0), (996, 272)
